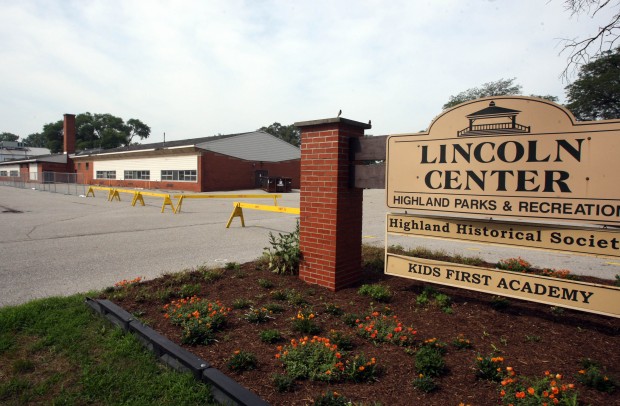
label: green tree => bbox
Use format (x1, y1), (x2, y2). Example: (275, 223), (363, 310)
(443, 78), (559, 109)
(565, 47), (620, 120)
(43, 113), (151, 153)
(0, 132), (19, 142)
(442, 78), (522, 109)
(126, 118), (151, 146)
(42, 121), (64, 153)
(259, 122), (301, 147)
(22, 132), (47, 148)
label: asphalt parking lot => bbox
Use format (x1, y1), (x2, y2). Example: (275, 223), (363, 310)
(1, 186), (618, 307)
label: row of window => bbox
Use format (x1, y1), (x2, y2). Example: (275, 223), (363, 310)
(0, 170), (19, 177)
(95, 170), (197, 182)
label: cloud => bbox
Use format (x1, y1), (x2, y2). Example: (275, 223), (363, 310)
(0, 0), (615, 140)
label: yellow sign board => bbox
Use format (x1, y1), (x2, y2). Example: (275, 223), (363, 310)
(386, 96), (620, 225)
(386, 254), (620, 317)
(387, 213), (620, 258)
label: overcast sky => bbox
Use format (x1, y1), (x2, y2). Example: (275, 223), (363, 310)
(0, 0), (614, 142)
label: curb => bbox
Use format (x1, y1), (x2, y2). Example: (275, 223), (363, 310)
(86, 298), (269, 406)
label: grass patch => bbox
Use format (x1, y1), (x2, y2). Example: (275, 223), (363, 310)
(0, 295), (214, 405)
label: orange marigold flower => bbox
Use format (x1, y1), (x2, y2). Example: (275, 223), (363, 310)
(358, 366), (365, 372)
(527, 387), (535, 395)
(555, 373), (562, 379)
(275, 354), (280, 359)
(568, 383), (575, 389)
(234, 350), (240, 355)
(515, 391), (526, 399)
(578, 369), (586, 374)
(500, 390), (506, 397)
(551, 387), (559, 395)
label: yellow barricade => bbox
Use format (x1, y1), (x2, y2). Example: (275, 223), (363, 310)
(86, 186), (115, 200)
(226, 202), (300, 228)
(107, 188), (176, 213)
(173, 193), (281, 213)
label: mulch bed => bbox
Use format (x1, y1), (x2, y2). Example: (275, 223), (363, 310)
(100, 261), (620, 405)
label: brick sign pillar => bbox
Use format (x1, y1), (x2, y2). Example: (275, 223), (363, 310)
(294, 117), (371, 291)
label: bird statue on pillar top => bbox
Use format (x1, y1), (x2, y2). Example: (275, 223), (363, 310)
(337, 109), (342, 117)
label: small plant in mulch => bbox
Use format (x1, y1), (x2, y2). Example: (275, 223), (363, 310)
(244, 306), (274, 324)
(263, 221), (300, 275)
(577, 358), (617, 393)
(452, 334), (473, 350)
(163, 296), (229, 345)
(412, 373), (438, 393)
(323, 302), (344, 316)
(257, 278), (274, 289)
(270, 289), (288, 301)
(358, 283), (393, 302)
(342, 312), (364, 327)
(202, 268), (224, 283)
(497, 257), (532, 273)
(313, 391), (352, 406)
(271, 373), (296, 393)
(475, 354), (505, 382)
(490, 295), (511, 310)
(355, 310), (417, 346)
(259, 329), (282, 344)
(176, 283), (201, 298)
(541, 268), (580, 280)
(227, 350), (257, 372)
(499, 368), (579, 406)
(415, 344), (447, 377)
(275, 336), (378, 383)
(291, 308), (320, 334)
(264, 302), (285, 313)
(615, 274), (620, 287)
(232, 298), (253, 309)
(328, 329), (355, 351)
(224, 262), (241, 271)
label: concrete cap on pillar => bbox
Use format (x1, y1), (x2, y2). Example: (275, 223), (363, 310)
(294, 117), (371, 130)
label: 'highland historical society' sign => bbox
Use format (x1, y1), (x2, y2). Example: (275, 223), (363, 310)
(386, 97), (620, 225)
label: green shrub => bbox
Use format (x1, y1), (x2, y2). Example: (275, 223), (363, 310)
(328, 330), (354, 351)
(176, 283), (201, 298)
(342, 313), (363, 327)
(259, 329), (282, 344)
(497, 257), (531, 273)
(224, 262), (241, 271)
(244, 307), (273, 324)
(232, 298), (252, 309)
(271, 373), (295, 393)
(263, 221), (300, 275)
(270, 290), (288, 301)
(452, 334), (473, 350)
(412, 374), (438, 393)
(415, 346), (446, 377)
(227, 350), (257, 372)
(291, 308), (321, 334)
(358, 284), (393, 302)
(323, 303), (344, 316)
(474, 354), (504, 382)
(313, 391), (351, 406)
(577, 358), (616, 393)
(163, 297), (229, 345)
(342, 353), (379, 383)
(499, 369), (579, 406)
(202, 269), (224, 283)
(258, 278), (274, 289)
(264, 303), (285, 313)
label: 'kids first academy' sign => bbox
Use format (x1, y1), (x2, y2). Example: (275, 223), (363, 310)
(387, 97), (620, 225)
(385, 97), (620, 318)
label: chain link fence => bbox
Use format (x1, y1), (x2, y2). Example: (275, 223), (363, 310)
(0, 172), (87, 196)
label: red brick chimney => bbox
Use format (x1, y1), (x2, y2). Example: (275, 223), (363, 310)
(63, 114), (76, 154)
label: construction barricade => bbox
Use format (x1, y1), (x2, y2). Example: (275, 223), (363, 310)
(226, 202), (300, 228)
(173, 193), (281, 213)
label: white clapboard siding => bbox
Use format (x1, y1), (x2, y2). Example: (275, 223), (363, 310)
(94, 154), (198, 181)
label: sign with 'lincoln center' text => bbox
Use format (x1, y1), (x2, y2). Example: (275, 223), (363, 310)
(387, 97), (620, 225)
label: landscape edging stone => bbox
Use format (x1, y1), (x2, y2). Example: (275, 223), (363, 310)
(85, 297), (270, 406)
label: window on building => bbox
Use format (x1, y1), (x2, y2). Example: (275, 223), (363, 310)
(10, 170), (18, 177)
(95, 170), (116, 179)
(86, 162), (89, 170)
(0, 171), (7, 176)
(77, 163), (81, 169)
(161, 170), (197, 182)
(124, 170), (150, 180)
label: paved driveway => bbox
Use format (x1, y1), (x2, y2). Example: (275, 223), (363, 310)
(1, 186), (617, 307)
